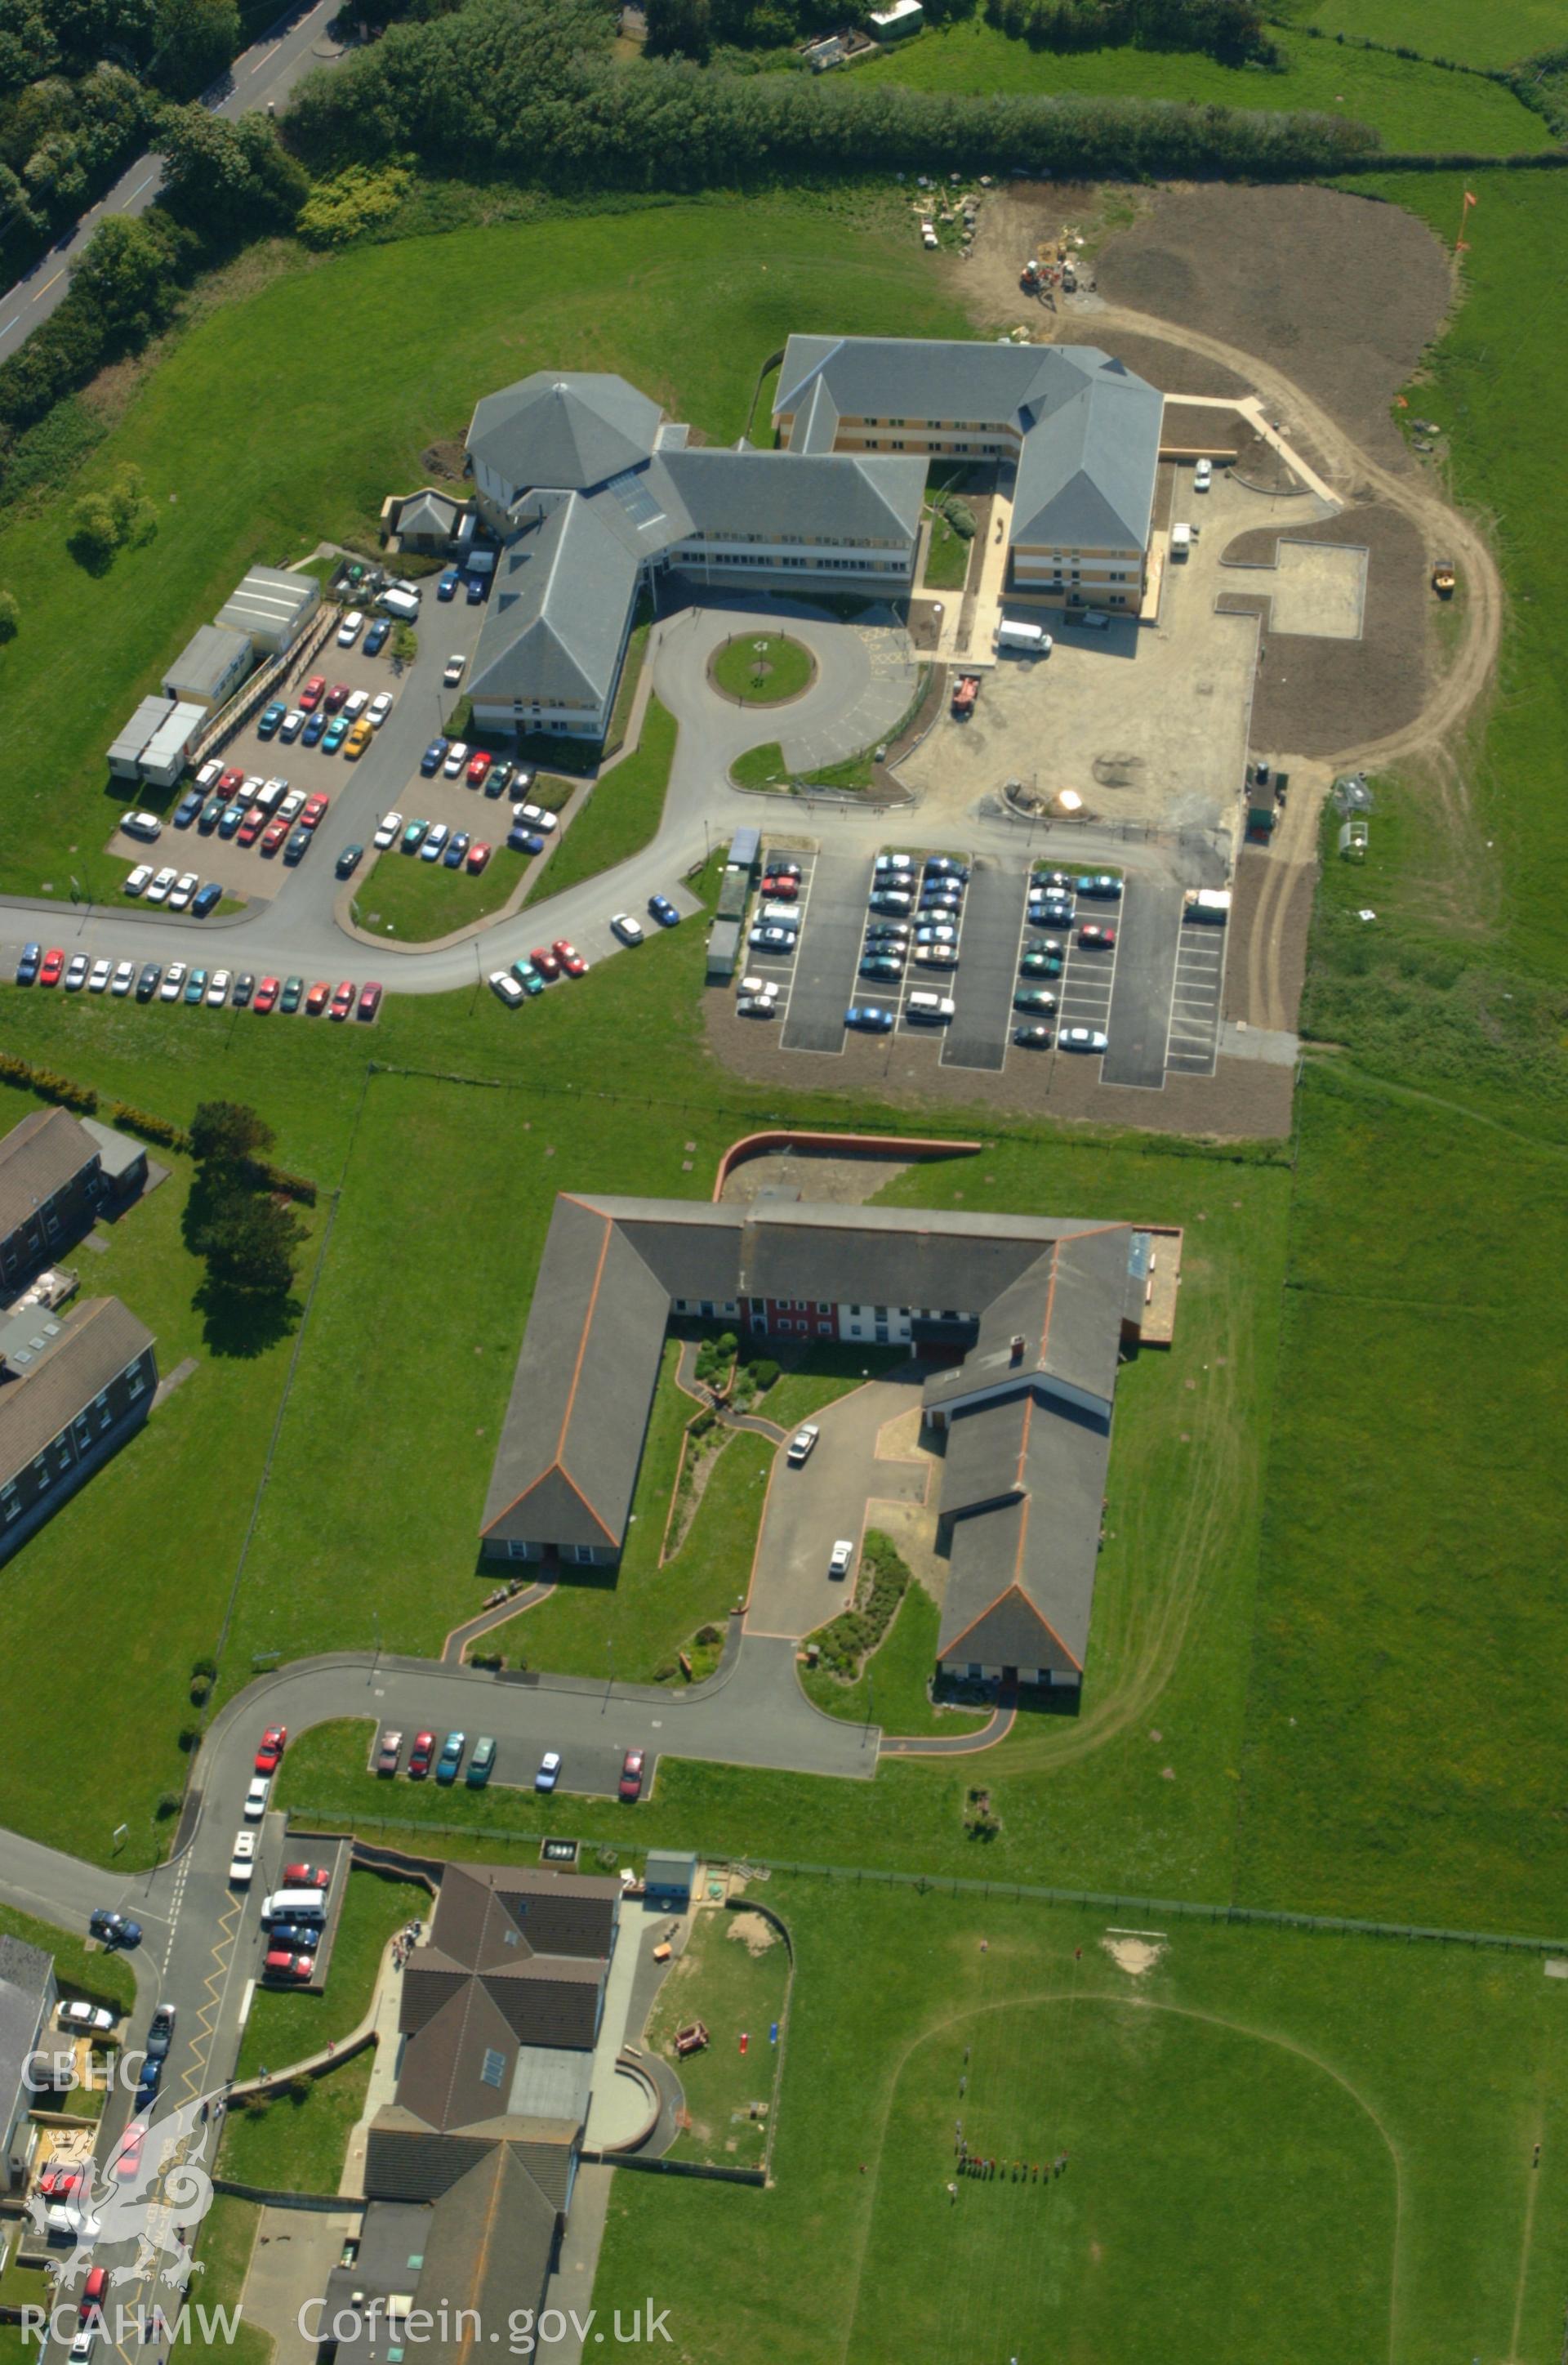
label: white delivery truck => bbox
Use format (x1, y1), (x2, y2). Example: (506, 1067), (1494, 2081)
(377, 586), (421, 622)
(996, 619), (1052, 655)
(1183, 888), (1232, 925)
(1169, 523), (1193, 560)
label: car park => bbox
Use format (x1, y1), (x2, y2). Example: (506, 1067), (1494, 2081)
(443, 741), (470, 778)
(829, 1539), (855, 1577)
(409, 1730), (436, 1778)
(109, 960), (136, 997)
(554, 939), (587, 976)
(1078, 924), (1116, 948)
(442, 831), (470, 869)
(39, 948), (65, 986)
(490, 971), (525, 1007)
(87, 958), (111, 993)
(1059, 1026), (1109, 1052)
(421, 823), (450, 863)
(65, 954), (89, 991)
(619, 1749), (645, 1802)
(648, 895), (679, 926)
(435, 1731), (466, 1784)
(206, 970), (231, 1006)
(280, 976), (305, 1013)
(786, 1426), (819, 1465)
(183, 968), (207, 1005)
(611, 912), (644, 944)
(305, 980), (331, 1014)
(158, 963), (186, 1002)
(120, 810), (162, 841)
(328, 981), (355, 1021)
(124, 864), (153, 897)
(374, 812), (402, 850)
(846, 1004), (894, 1032)
(336, 844), (364, 878)
(357, 983), (383, 1022)
(283, 828), (312, 865)
(535, 1750), (562, 1793)
(421, 740), (448, 775)
(376, 1729), (403, 1775)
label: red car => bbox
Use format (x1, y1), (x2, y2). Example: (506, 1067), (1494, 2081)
(408, 1729), (436, 1778)
(261, 819), (289, 855)
(553, 939), (587, 978)
(356, 982), (382, 1022)
(466, 842), (491, 873)
(283, 1863), (332, 1890)
(254, 1725), (287, 1774)
(298, 677), (327, 711)
(1078, 923), (1116, 949)
(323, 682), (350, 713)
(81, 2269), (109, 2323)
(114, 2122), (146, 2183)
(237, 805), (266, 846)
(264, 1949), (314, 1982)
(301, 794), (329, 830)
(216, 766), (246, 797)
(328, 981), (355, 1021)
(305, 981), (331, 1015)
(254, 976), (280, 1012)
(40, 2164), (84, 2199)
(760, 875), (798, 900)
(466, 752), (492, 788)
(39, 948), (65, 987)
(529, 946), (560, 981)
(619, 1748), (646, 1803)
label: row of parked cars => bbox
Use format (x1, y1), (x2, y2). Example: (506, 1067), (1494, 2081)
(255, 667), (394, 756)
(489, 936), (587, 1005)
(1013, 868), (1120, 1052)
(14, 944), (384, 1020)
(375, 1725), (648, 1800)
(845, 850), (969, 1033)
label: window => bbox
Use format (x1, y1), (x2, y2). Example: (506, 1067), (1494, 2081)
(507, 1541), (533, 1562)
(817, 1303), (831, 1314)
(968, 1662), (983, 1680)
(95, 1389), (111, 1431)
(2, 1484), (18, 1524)
(73, 1416), (91, 1452)
(479, 2047), (506, 2091)
(127, 1363), (145, 1399)
(817, 1322), (832, 1336)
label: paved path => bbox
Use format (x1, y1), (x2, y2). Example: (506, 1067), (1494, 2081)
(440, 1582), (554, 1663)
(672, 1340), (789, 1443)
(0, 0), (344, 368)
(880, 1693), (1017, 1756)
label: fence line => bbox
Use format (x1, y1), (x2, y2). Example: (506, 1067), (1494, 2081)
(286, 1810), (1568, 1957)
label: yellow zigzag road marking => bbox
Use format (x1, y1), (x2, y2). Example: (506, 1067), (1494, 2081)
(177, 1899), (243, 2099)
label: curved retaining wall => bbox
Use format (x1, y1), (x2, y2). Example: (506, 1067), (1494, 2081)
(711, 1128), (981, 1201)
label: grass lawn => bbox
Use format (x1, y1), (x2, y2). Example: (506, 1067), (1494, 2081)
(800, 1581), (989, 1738)
(590, 1877), (1568, 2363)
(860, 19), (1552, 148)
(644, 1904), (790, 2168)
(523, 696), (678, 908)
(922, 508), (973, 594)
(350, 840), (528, 943)
(1283, 0), (1565, 69)
(741, 1340), (907, 1434)
(234, 1869), (425, 2080)
(0, 1899), (136, 2019)
(710, 633), (817, 706)
(730, 740), (790, 790)
(179, 2196), (271, 2365)
(0, 199), (975, 902)
(218, 2046), (374, 2196)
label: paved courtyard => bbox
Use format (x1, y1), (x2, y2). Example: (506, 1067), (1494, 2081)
(746, 1372), (934, 1641)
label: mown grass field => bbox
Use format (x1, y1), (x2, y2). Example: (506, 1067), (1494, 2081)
(644, 1903), (791, 2167)
(0, 205), (974, 899)
(1281, 0), (1565, 70)
(861, 18), (1552, 149)
(218, 2048), (373, 2195)
(589, 1877), (1568, 2365)
(350, 838), (528, 942)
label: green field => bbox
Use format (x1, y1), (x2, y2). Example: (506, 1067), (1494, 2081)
(710, 632), (817, 706)
(0, 204), (973, 900)
(645, 1903), (791, 2168)
(1283, 0), (1566, 70)
(861, 19), (1553, 149)
(522, 695), (679, 908)
(351, 837), (528, 942)
(218, 2047), (374, 2195)
(589, 1876), (1568, 2363)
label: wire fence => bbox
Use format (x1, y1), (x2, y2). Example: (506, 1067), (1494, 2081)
(286, 1809), (1568, 1959)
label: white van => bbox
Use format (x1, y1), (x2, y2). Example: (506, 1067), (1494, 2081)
(261, 1889), (328, 1926)
(996, 620), (1050, 654)
(1169, 523), (1193, 560)
(760, 902), (800, 928)
(906, 992), (956, 1024)
(376, 587), (421, 622)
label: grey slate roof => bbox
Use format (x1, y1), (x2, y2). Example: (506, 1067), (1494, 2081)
(326, 2149), (560, 2363)
(657, 447), (925, 547)
(467, 372), (662, 498)
(468, 496), (640, 713)
(0, 1931), (51, 2129)
(923, 1224), (1129, 1414)
(0, 1108), (95, 1245)
(938, 1391), (1112, 1672)
(775, 334), (1162, 555)
(398, 489), (463, 538)
(0, 1297), (155, 1488)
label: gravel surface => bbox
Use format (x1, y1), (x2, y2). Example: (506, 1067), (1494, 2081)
(1218, 500), (1429, 756)
(1092, 183), (1452, 471)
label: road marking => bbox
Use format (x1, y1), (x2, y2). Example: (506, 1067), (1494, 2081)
(0, 318), (17, 338)
(33, 271), (62, 300)
(238, 1976), (256, 2028)
(122, 172), (158, 204)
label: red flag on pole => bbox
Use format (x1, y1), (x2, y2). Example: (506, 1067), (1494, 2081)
(739, 2031), (749, 2055)
(1463, 190), (1477, 207)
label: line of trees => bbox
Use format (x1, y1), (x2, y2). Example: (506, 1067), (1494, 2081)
(283, 0), (1379, 186)
(645, 0), (976, 64)
(982, 0), (1277, 67)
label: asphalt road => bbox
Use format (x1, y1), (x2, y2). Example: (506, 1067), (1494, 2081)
(0, 0), (342, 369)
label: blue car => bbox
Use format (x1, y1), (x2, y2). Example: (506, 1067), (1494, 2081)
(466, 573), (488, 604)
(16, 942), (40, 984)
(190, 881), (221, 918)
(363, 617), (390, 656)
(172, 788), (203, 828)
(217, 801), (246, 837)
(421, 739), (448, 776)
(648, 895), (679, 928)
(322, 716), (349, 753)
(846, 1004), (894, 1033)
(443, 832), (470, 869)
(508, 828), (545, 857)
(435, 1731), (466, 1785)
(301, 710), (327, 746)
(436, 569), (461, 601)
(256, 702), (287, 739)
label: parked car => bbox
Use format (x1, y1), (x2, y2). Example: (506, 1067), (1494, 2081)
(145, 2003), (176, 2060)
(39, 948), (65, 986)
(786, 1426), (818, 1465)
(1194, 457), (1213, 491)
(829, 1539), (855, 1577)
(466, 841), (492, 872)
(189, 874), (220, 913)
(488, 760), (514, 797)
(344, 720), (373, 760)
(56, 1998), (115, 2034)
(845, 1005), (894, 1033)
(1030, 898), (1074, 929)
(283, 1862), (332, 1890)
(1013, 1024), (1053, 1048)
(535, 1750), (562, 1794)
(110, 961), (136, 997)
(860, 955), (903, 982)
(442, 831), (470, 869)
(490, 971), (525, 1007)
(530, 946), (560, 980)
(510, 960), (543, 996)
(369, 692), (393, 728)
(256, 702), (287, 739)
(915, 923), (956, 946)
(158, 962), (186, 1003)
(264, 1950), (314, 1983)
(15, 943), (41, 984)
(243, 1776), (270, 1819)
(735, 996), (776, 1019)
(261, 819), (289, 856)
(253, 976), (280, 1013)
(514, 803), (556, 833)
(322, 716), (349, 754)
(357, 982), (383, 1022)
(65, 954), (89, 991)
(337, 610), (364, 646)
(465, 751), (490, 787)
(750, 926), (795, 954)
(375, 1729), (403, 1776)
(230, 1832), (256, 1884)
(421, 740), (448, 776)
(87, 958), (111, 993)
(1075, 873), (1122, 899)
(1058, 1026), (1108, 1053)
(173, 788), (204, 828)
(299, 676), (327, 709)
(236, 806), (265, 847)
(301, 711), (327, 747)
(327, 980), (355, 1021)
(618, 1749), (645, 1803)
(1020, 949), (1062, 979)
(867, 890), (913, 917)
(88, 1908), (141, 1948)
(442, 741), (470, 778)
(436, 569), (461, 601)
(373, 811), (402, 850)
(256, 1725), (287, 1773)
(280, 976), (305, 1013)
(401, 819), (429, 853)
(408, 1730), (436, 1778)
(435, 1732), (466, 1785)
(336, 844), (364, 878)
(120, 811), (161, 841)
(363, 618), (390, 656)
(167, 872), (198, 911)
(283, 829), (312, 866)
(553, 939), (587, 977)
(305, 979), (331, 1015)
(114, 2125), (145, 2185)
(80, 2270), (109, 2324)
(648, 895), (679, 927)
(466, 1737), (496, 1787)
(873, 853), (915, 875)
(420, 822), (449, 863)
(216, 801), (246, 837)
(611, 912), (644, 945)
(1014, 987), (1058, 1014)
(1078, 923), (1116, 948)
(206, 969), (231, 1006)
(279, 709), (306, 743)
(466, 572), (488, 605)
(865, 921), (910, 944)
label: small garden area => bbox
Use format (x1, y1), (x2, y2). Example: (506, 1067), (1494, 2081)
(234, 1869), (425, 2081)
(924, 494), (975, 593)
(219, 2046), (376, 2196)
(351, 839), (530, 943)
(644, 1901), (791, 2170)
(710, 631), (817, 707)
(800, 1580), (988, 1739)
